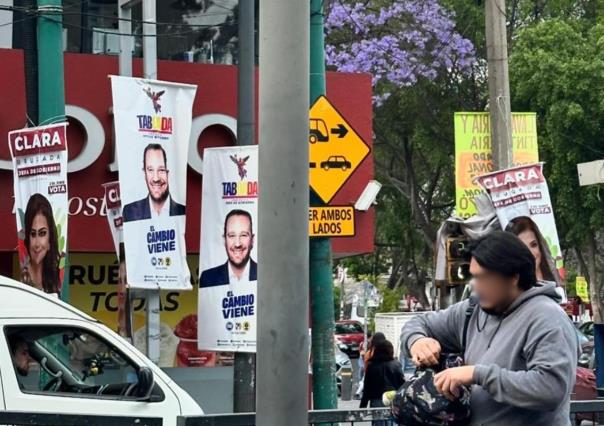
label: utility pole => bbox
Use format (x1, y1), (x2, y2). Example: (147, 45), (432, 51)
(309, 0), (338, 410)
(37, 0), (66, 301)
(233, 0), (256, 414)
(485, 0), (513, 170)
(256, 0), (309, 424)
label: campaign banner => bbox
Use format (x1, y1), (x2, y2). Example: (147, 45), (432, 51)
(111, 75), (197, 290)
(9, 123), (69, 295)
(198, 146), (258, 353)
(102, 181), (123, 258)
(475, 163), (563, 269)
(454, 112), (539, 218)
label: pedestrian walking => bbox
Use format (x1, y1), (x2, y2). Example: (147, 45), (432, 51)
(355, 332), (386, 399)
(360, 340), (404, 426)
(401, 231), (578, 425)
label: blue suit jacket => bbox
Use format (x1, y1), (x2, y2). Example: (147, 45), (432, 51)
(123, 196), (185, 222)
(200, 260), (258, 288)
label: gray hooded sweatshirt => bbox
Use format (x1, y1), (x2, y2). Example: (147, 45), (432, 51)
(401, 282), (578, 426)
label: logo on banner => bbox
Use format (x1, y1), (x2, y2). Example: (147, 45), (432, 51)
(137, 86), (173, 137)
(222, 155), (258, 200)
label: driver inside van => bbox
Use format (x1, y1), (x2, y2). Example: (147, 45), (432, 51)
(8, 334), (32, 377)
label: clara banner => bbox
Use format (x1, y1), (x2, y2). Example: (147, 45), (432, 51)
(454, 112), (539, 218)
(475, 163), (563, 270)
(111, 75), (197, 290)
(102, 181), (123, 258)
(198, 146), (259, 353)
(9, 123), (69, 295)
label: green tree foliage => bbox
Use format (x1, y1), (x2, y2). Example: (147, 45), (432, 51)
(510, 18), (604, 318)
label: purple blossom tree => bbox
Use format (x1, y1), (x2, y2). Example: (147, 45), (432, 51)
(325, 1), (476, 104)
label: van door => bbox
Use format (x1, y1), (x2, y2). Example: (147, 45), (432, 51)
(0, 320), (181, 426)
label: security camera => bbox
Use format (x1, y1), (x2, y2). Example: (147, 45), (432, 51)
(354, 180), (382, 211)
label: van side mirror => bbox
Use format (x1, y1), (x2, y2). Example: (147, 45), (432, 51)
(134, 367), (154, 400)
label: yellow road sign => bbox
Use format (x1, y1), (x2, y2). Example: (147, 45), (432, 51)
(309, 206), (355, 237)
(309, 96), (370, 203)
(576, 276), (590, 303)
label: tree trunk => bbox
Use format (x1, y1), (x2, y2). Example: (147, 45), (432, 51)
(586, 236), (603, 323)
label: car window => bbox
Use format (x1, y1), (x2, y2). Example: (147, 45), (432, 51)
(5, 326), (140, 397)
(335, 323), (363, 334)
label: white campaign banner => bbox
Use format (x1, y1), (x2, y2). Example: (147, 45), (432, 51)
(111, 75), (197, 290)
(198, 146), (258, 353)
(9, 123), (69, 295)
(475, 163), (563, 269)
(102, 181), (123, 257)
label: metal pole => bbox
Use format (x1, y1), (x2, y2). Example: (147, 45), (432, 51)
(233, 0), (256, 413)
(22, 0), (39, 125)
(118, 0), (132, 77)
(142, 0), (160, 364)
(309, 0), (338, 410)
(237, 0), (255, 147)
(256, 0), (309, 424)
(142, 0), (157, 80)
(37, 0), (67, 301)
(485, 0), (512, 170)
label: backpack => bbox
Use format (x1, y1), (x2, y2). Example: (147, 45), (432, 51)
(389, 297), (477, 425)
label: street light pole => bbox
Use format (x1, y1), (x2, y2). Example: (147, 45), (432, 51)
(309, 0), (338, 410)
(485, 0), (512, 170)
(256, 0), (310, 424)
(233, 0), (256, 414)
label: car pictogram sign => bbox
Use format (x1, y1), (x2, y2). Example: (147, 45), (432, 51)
(308, 96), (370, 204)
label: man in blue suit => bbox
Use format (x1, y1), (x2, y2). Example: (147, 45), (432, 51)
(200, 209), (257, 287)
(123, 143), (185, 222)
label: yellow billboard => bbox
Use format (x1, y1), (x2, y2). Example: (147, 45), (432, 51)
(454, 113), (539, 218)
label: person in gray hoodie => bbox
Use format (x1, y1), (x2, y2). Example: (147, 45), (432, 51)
(401, 231), (578, 426)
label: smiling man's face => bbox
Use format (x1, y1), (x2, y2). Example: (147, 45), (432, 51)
(144, 148), (169, 204)
(224, 214), (254, 269)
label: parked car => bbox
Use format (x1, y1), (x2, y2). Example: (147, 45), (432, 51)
(575, 325), (595, 370)
(335, 320), (364, 359)
(0, 275), (203, 424)
(579, 321), (594, 340)
(334, 343), (352, 397)
(573, 367), (598, 425)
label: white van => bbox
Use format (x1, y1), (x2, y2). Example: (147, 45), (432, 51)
(0, 275), (203, 424)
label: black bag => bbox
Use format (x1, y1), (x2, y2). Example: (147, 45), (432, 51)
(389, 297), (477, 425)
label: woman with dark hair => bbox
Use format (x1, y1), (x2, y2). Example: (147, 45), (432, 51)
(360, 340), (404, 425)
(506, 216), (560, 284)
(355, 332), (388, 399)
(21, 193), (60, 294)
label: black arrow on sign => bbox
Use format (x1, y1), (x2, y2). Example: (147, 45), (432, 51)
(330, 124), (348, 138)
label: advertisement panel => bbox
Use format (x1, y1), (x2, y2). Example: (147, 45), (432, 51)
(9, 123), (69, 295)
(111, 76), (197, 289)
(102, 181), (123, 257)
(198, 146), (258, 353)
(475, 163), (563, 270)
(454, 113), (539, 218)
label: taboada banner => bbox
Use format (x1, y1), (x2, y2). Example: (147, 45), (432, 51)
(454, 112), (539, 218)
(111, 75), (197, 289)
(475, 163), (563, 270)
(102, 181), (123, 258)
(198, 146), (259, 353)
(9, 123), (69, 295)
